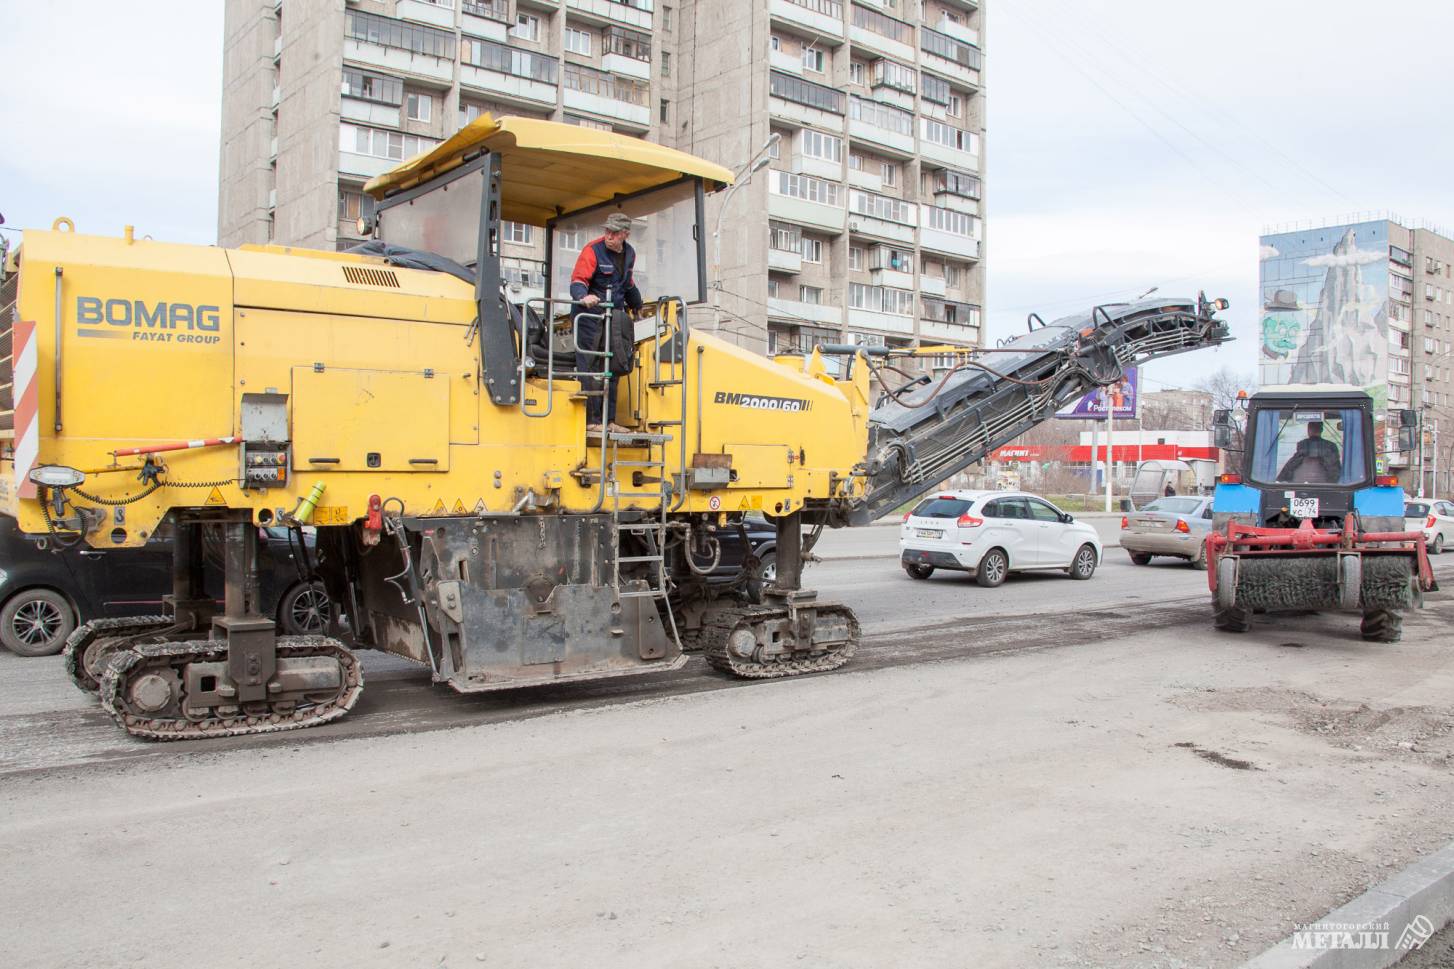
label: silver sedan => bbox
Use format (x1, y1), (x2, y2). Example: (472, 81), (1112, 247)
(1120, 495), (1213, 569)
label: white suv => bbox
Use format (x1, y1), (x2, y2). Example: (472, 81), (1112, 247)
(899, 490), (1103, 587)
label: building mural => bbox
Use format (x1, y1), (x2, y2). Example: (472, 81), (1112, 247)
(1258, 221), (1389, 400)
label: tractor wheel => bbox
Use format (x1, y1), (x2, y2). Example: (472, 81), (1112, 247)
(1213, 607), (1252, 633)
(1214, 557), (1238, 612)
(1359, 609), (1403, 643)
(1129, 552), (1153, 566)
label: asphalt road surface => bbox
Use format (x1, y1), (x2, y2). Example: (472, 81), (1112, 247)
(2, 539), (1451, 969)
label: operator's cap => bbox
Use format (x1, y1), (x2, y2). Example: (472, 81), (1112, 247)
(604, 213), (632, 233)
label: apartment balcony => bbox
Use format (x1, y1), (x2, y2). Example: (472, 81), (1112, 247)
(768, 174), (846, 234)
(919, 227), (980, 259)
(461, 1), (511, 39)
(847, 308), (913, 335)
(870, 267), (914, 290)
(562, 89), (649, 126)
(339, 151), (401, 179)
(770, 297), (843, 326)
(847, 168), (883, 192)
(769, 70), (846, 132)
(462, 64), (559, 108)
(341, 98), (402, 127)
(918, 137), (979, 174)
(849, 8), (915, 63)
(920, 317), (980, 344)
(397, 0), (456, 29)
(920, 27), (983, 88)
(345, 38), (455, 83)
(848, 97), (914, 156)
(769, 48), (802, 74)
(790, 153), (841, 181)
(848, 213), (913, 245)
(929, 15), (979, 47)
(930, 189), (977, 215)
(602, 52), (651, 81)
(919, 274), (947, 297)
(565, 0), (654, 31)
(768, 0), (846, 46)
(768, 248), (804, 273)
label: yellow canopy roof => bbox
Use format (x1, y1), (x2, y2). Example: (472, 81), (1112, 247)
(364, 114), (734, 226)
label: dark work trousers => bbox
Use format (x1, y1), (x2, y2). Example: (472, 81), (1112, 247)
(574, 308), (616, 427)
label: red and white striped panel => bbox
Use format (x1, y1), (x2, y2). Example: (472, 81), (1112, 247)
(12, 320), (39, 499)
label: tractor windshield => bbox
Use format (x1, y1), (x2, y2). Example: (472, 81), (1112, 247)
(1249, 407), (1368, 487)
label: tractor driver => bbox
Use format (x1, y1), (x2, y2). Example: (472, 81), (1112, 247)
(570, 212), (643, 434)
(1277, 419), (1342, 484)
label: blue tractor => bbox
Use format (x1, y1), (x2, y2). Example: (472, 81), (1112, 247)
(1206, 387), (1436, 642)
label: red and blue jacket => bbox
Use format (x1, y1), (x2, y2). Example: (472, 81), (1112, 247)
(570, 237), (643, 311)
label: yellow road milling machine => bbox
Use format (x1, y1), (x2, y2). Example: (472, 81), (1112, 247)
(0, 116), (1231, 740)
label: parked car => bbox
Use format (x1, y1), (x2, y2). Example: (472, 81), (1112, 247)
(1120, 495), (1214, 568)
(0, 521), (329, 656)
(899, 490), (1102, 586)
(1404, 499), (1454, 554)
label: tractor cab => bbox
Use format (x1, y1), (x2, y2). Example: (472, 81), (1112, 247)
(1212, 387), (1414, 529)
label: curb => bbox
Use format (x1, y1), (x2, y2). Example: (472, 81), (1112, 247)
(1240, 839), (1454, 969)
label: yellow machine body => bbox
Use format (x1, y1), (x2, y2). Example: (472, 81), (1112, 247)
(0, 228), (871, 546)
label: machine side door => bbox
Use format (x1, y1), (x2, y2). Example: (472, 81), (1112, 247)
(1025, 497), (1076, 567)
(71, 538), (175, 617)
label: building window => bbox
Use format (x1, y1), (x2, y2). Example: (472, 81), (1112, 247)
(771, 170), (843, 206)
(802, 46), (826, 74)
(945, 263), (961, 288)
(462, 36), (558, 82)
(565, 27), (593, 56)
(565, 114), (613, 131)
(768, 278), (780, 299)
(564, 62), (649, 104)
(662, 5), (672, 30)
(405, 92), (432, 123)
(770, 34), (781, 52)
(848, 245), (863, 271)
(921, 117), (977, 153)
(345, 10), (456, 58)
(606, 26), (652, 60)
(342, 69), (404, 106)
(338, 188), (375, 223)
(873, 246), (913, 273)
(661, 50), (670, 76)
(849, 188), (913, 224)
(799, 285), (823, 305)
(924, 205), (975, 237)
(769, 70), (846, 114)
(659, 98), (670, 123)
(847, 151), (863, 171)
(948, 93), (962, 117)
(849, 60), (866, 86)
(799, 128), (843, 163)
(341, 122), (439, 161)
(557, 228), (586, 250)
(769, 221), (802, 252)
(848, 95), (912, 134)
(880, 161), (898, 186)
(921, 72), (950, 105)
(801, 237), (823, 263)
(503, 221), (533, 245)
(511, 14), (540, 41)
(872, 59), (916, 94)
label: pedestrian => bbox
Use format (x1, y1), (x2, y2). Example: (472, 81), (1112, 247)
(570, 212), (643, 434)
(1164, 482), (1176, 497)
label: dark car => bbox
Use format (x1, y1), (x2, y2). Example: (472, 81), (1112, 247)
(710, 515), (780, 585)
(0, 522), (329, 656)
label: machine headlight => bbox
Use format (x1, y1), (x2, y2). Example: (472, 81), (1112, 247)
(28, 466), (86, 488)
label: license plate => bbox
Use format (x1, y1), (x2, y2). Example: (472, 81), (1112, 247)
(916, 528), (942, 539)
(1290, 496), (1319, 519)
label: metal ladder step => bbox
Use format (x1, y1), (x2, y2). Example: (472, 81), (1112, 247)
(647, 419), (683, 427)
(613, 460), (667, 468)
(648, 380), (684, 389)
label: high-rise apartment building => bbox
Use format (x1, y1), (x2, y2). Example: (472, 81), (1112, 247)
(1258, 216), (1454, 493)
(219, 0), (986, 358)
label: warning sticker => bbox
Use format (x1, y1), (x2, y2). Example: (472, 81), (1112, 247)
(431, 498), (448, 514)
(708, 496), (721, 511)
(313, 505), (351, 525)
(205, 487), (227, 506)
(452, 498), (468, 514)
(736, 495), (764, 511)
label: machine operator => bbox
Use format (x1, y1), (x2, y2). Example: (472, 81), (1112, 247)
(1277, 419), (1342, 484)
(570, 212), (643, 434)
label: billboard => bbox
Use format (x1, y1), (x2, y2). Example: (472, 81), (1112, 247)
(1056, 368), (1138, 420)
(1257, 221), (1390, 400)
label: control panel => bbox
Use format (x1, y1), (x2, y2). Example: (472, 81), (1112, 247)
(243, 444), (290, 489)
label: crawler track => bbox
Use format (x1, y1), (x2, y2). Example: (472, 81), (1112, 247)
(62, 616), (174, 693)
(99, 636), (363, 741)
(701, 603), (860, 678)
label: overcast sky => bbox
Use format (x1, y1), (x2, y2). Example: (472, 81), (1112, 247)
(2, 0), (1452, 392)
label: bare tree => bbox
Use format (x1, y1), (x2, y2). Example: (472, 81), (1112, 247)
(1194, 366), (1257, 413)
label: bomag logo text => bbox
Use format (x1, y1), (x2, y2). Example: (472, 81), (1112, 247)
(713, 391), (813, 412)
(75, 296), (223, 345)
